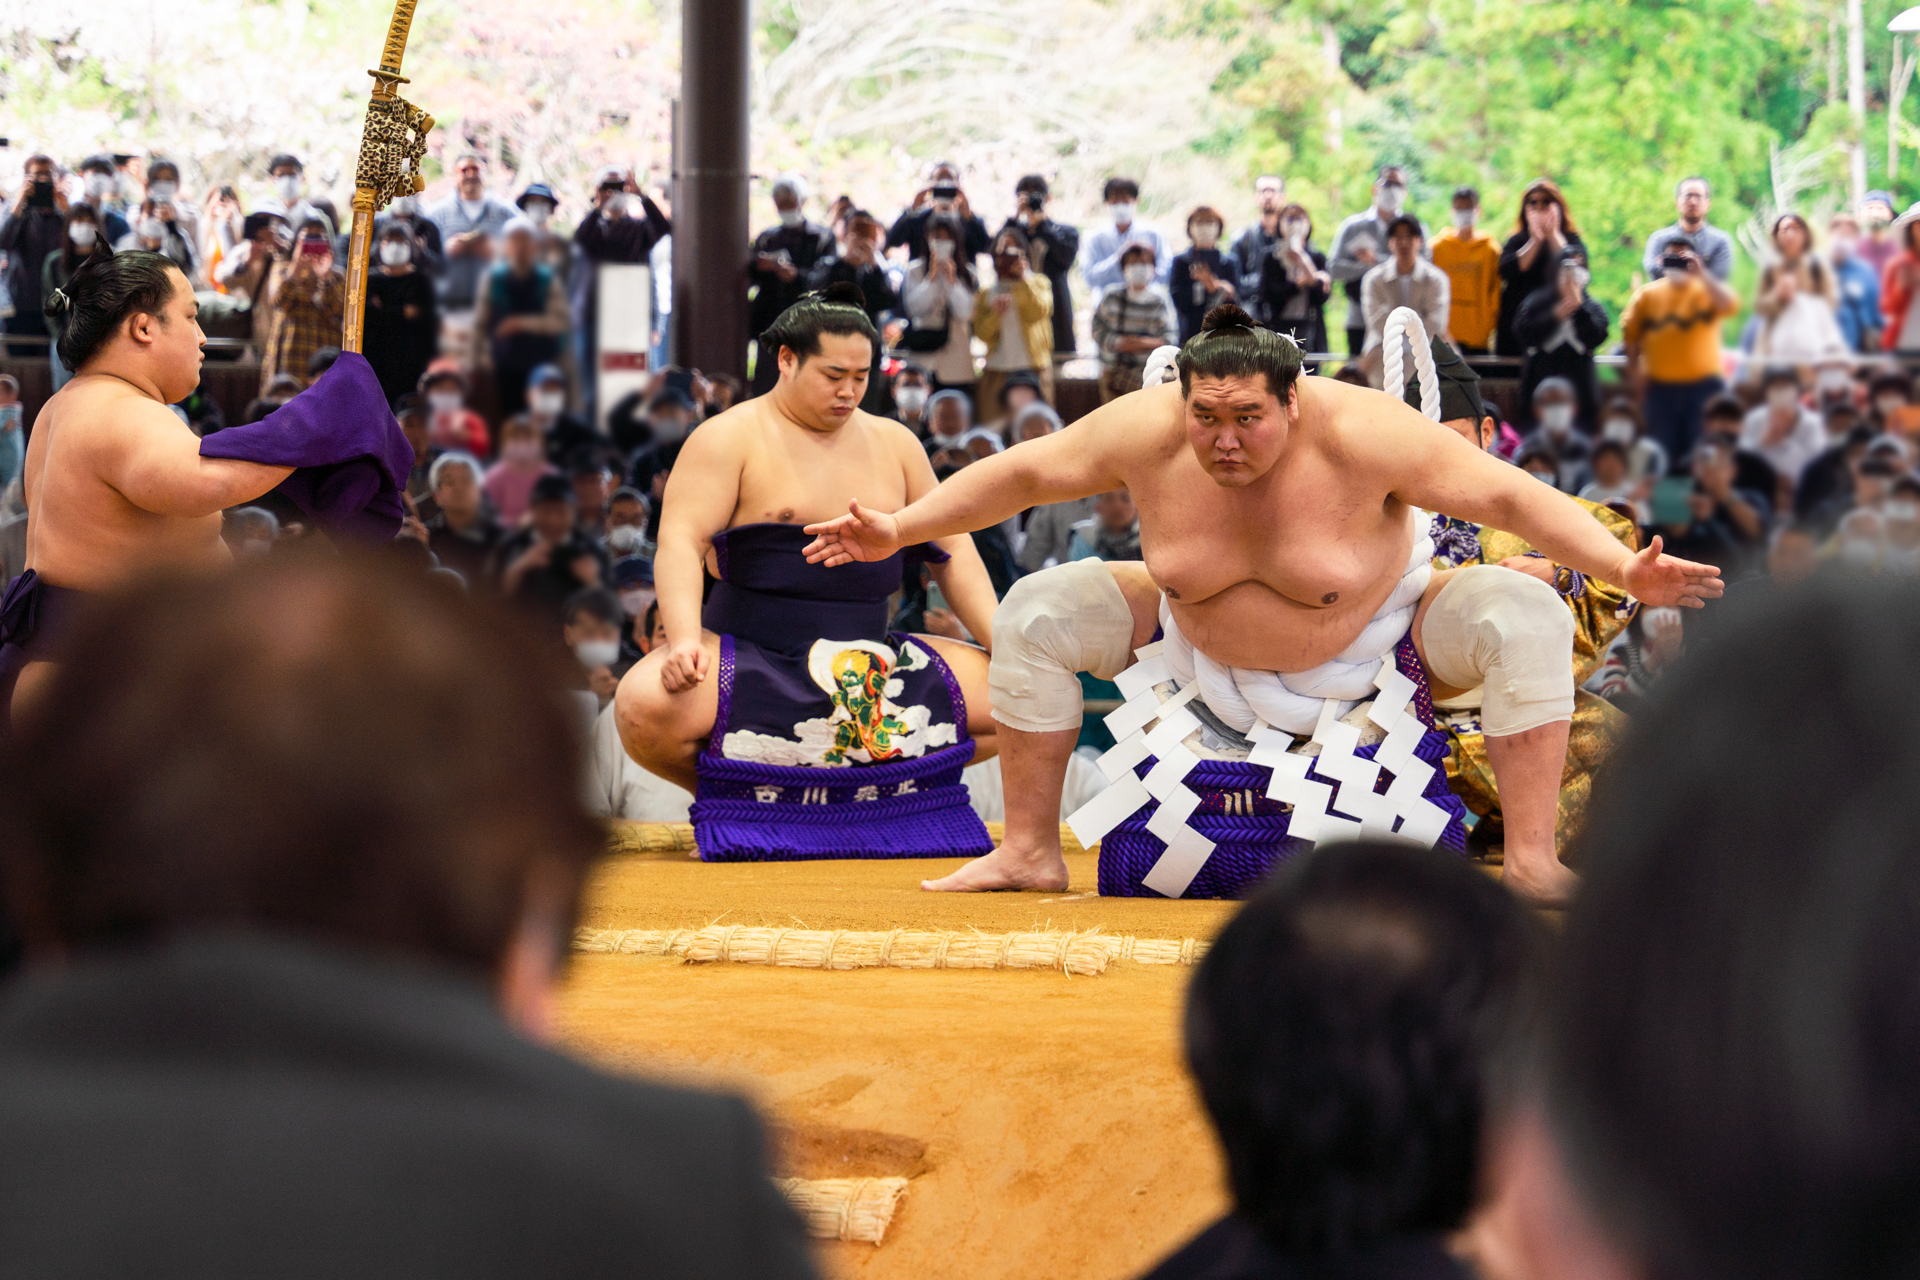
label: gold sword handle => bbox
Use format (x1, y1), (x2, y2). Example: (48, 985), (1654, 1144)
(343, 0), (432, 354)
(376, 0), (419, 80)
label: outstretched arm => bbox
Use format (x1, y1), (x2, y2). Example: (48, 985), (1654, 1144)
(896, 429), (997, 651)
(105, 400), (292, 517)
(654, 424), (742, 691)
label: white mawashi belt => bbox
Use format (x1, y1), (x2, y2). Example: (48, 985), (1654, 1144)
(1069, 308), (1452, 896)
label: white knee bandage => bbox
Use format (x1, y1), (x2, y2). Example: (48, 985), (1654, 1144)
(1420, 564), (1575, 737)
(988, 559), (1137, 734)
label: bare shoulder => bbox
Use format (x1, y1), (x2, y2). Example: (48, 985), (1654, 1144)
(1303, 375), (1456, 460)
(855, 408), (929, 458)
(49, 378), (187, 456)
(1068, 382), (1185, 456)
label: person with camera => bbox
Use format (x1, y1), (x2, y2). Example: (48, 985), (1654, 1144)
(997, 174), (1080, 360)
(900, 214), (980, 397)
(748, 173), (835, 396)
(256, 215), (346, 396)
(1, 154), (70, 357)
(1513, 242), (1609, 432)
(1622, 241), (1740, 462)
(886, 160), (990, 265)
(1641, 175), (1735, 282)
(571, 165), (672, 414)
(1495, 179), (1587, 357)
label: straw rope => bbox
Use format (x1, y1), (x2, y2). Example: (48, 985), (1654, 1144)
(776, 1176), (909, 1244)
(572, 925), (1211, 976)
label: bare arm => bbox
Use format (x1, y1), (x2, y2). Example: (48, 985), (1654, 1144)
(896, 428), (997, 651)
(653, 422), (742, 692)
(104, 401), (292, 517)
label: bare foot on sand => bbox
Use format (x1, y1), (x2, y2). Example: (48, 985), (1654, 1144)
(922, 840), (1070, 892)
(1500, 847), (1578, 908)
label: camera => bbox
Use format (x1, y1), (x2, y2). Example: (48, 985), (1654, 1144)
(931, 184), (959, 201)
(1660, 253), (1692, 272)
(1023, 191), (1045, 212)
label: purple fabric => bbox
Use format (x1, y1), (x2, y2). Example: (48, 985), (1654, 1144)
(0, 570), (88, 738)
(198, 352), (414, 543)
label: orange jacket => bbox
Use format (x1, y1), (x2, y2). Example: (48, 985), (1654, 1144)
(1881, 251), (1920, 350)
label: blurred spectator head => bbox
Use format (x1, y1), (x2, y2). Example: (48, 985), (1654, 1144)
(924, 158), (962, 205)
(562, 587), (623, 668)
(645, 388), (697, 443)
(891, 367), (930, 425)
(1770, 212), (1812, 259)
(1516, 178), (1579, 236)
(0, 559), (602, 1011)
(78, 153), (117, 202)
(929, 446), (971, 477)
(1854, 451), (1902, 507)
(1766, 521), (1820, 583)
(429, 452), (484, 521)
(514, 182), (558, 227)
(1540, 577), (1920, 1280)
(926, 388), (971, 443)
(959, 426), (1004, 463)
(133, 201), (169, 249)
(994, 224), (1033, 280)
(1827, 211), (1861, 259)
(841, 210), (883, 265)
(707, 372), (744, 414)
(1332, 364), (1371, 387)
(606, 486), (647, 536)
(1516, 443), (1561, 486)
(223, 506), (280, 558)
(500, 217), (537, 271)
(1531, 377), (1576, 436)
(1674, 175), (1712, 225)
(1187, 840), (1541, 1256)
(1826, 402), (1864, 442)
(1869, 370), (1913, 424)
(1701, 394), (1745, 444)
(244, 210), (291, 254)
(307, 346), (342, 380)
(1119, 239), (1158, 290)
(1385, 215), (1423, 268)
(1372, 165), (1408, 214)
(1095, 488), (1137, 532)
(453, 150), (487, 198)
(610, 554), (655, 623)
(377, 219), (417, 271)
(1760, 365), (1803, 410)
(1187, 205), (1225, 250)
(1012, 402), (1063, 444)
(925, 213), (966, 268)
(1103, 177), (1141, 226)
(770, 172), (809, 223)
(1278, 203), (1314, 245)
(420, 360), (468, 406)
(1254, 173), (1285, 215)
(999, 370), (1042, 418)
(569, 454), (614, 520)
(1861, 188), (1897, 229)
(394, 391), (430, 456)
(1451, 184), (1480, 230)
(63, 202), (101, 255)
(497, 415), (544, 466)
(527, 365), (568, 420)
(268, 153), (304, 204)
(145, 158), (180, 199)
(640, 601), (665, 652)
(528, 473), (578, 542)
(1589, 438), (1629, 490)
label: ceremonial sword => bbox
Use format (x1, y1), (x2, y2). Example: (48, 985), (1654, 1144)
(341, 0), (435, 354)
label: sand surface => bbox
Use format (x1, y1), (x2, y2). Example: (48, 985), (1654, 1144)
(557, 830), (1241, 1279)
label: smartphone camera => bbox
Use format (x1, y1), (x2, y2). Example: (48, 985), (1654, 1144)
(1023, 192), (1045, 212)
(1660, 253), (1691, 272)
(931, 184), (959, 201)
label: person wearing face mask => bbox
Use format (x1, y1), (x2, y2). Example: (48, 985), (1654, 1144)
(1495, 180), (1586, 358)
(748, 173), (835, 395)
(480, 415), (556, 527)
(1089, 242), (1177, 402)
(114, 198), (199, 283)
(1752, 213), (1846, 362)
(1169, 206), (1239, 344)
(561, 588), (627, 709)
(1228, 174), (1287, 321)
(512, 182), (569, 278)
(997, 174), (1080, 359)
(255, 154), (325, 243)
(1855, 190), (1900, 279)
(1431, 186), (1500, 354)
(1620, 243), (1739, 461)
(604, 488), (654, 566)
(804, 210), (901, 414)
(1329, 166), (1426, 357)
(571, 165), (672, 417)
(361, 223), (440, 407)
(1513, 244), (1607, 433)
(1081, 177), (1171, 292)
(890, 367), (932, 437)
(39, 202), (105, 391)
(887, 160), (991, 264)
(1595, 397), (1668, 485)
(1255, 203), (1331, 354)
(1360, 216), (1451, 381)
(1518, 378), (1593, 492)
(214, 211), (289, 311)
(3, 153), (73, 358)
(422, 451), (506, 586)
(1826, 212), (1882, 352)
(900, 215), (980, 396)
(523, 364), (598, 466)
(1738, 367), (1827, 489)
(418, 361), (492, 458)
(372, 194), (446, 281)
(422, 151), (519, 311)
(138, 159), (200, 278)
(1866, 369), (1920, 441)
(256, 216), (346, 397)
(1688, 436), (1771, 575)
(74, 156), (132, 243)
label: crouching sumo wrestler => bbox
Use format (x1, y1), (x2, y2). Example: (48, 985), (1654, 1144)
(806, 306), (1722, 902)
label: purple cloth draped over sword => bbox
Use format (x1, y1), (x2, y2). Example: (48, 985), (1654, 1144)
(198, 353), (415, 543)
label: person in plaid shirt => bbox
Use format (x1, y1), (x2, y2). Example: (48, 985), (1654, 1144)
(257, 216), (345, 395)
(1091, 242), (1179, 402)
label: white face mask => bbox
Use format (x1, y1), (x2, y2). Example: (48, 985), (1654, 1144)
(1192, 223), (1221, 249)
(1528, 468), (1558, 486)
(1540, 403), (1574, 433)
(1602, 417), (1636, 444)
(895, 386), (928, 415)
(149, 181), (177, 202)
(530, 388), (566, 417)
(83, 173), (112, 199)
(1879, 394), (1908, 418)
(1124, 262), (1154, 289)
(1281, 219), (1308, 244)
(618, 587), (653, 616)
(608, 525), (648, 555)
(1886, 500), (1920, 523)
(778, 206), (802, 228)
(575, 639), (620, 669)
(68, 223), (98, 249)
(1831, 235), (1856, 261)
(1110, 201), (1136, 227)
(524, 202), (553, 228)
(1377, 182), (1406, 214)
(1819, 369), (1854, 396)
(1768, 386), (1801, 411)
(1451, 207), (1476, 230)
(929, 239), (955, 262)
(378, 241), (411, 267)
(274, 174), (303, 202)
(428, 391), (463, 415)
(139, 217), (166, 241)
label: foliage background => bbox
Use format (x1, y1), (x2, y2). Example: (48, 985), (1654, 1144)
(3, 0), (1918, 316)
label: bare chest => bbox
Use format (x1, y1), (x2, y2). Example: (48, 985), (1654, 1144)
(728, 423), (909, 528)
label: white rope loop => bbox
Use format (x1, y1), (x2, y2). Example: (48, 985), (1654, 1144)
(1142, 344), (1183, 389)
(1381, 307), (1441, 422)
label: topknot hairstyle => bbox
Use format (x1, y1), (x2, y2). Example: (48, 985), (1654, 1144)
(759, 282), (879, 364)
(1176, 304), (1305, 400)
(42, 248), (182, 372)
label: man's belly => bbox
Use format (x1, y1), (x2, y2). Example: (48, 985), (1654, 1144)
(1169, 571), (1405, 673)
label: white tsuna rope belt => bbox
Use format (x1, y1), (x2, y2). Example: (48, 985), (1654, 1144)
(1067, 312), (1453, 896)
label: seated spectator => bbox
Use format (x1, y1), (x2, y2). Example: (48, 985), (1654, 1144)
(420, 360), (492, 458)
(1144, 841), (1540, 1280)
(900, 214), (979, 395)
(1514, 443), (1563, 488)
(0, 560), (812, 1275)
(1826, 212), (1883, 352)
(74, 153), (132, 243)
(1867, 368), (1920, 439)
(625, 391), (698, 508)
(891, 366), (931, 437)
(425, 451), (506, 587)
(1689, 436), (1771, 576)
(472, 217), (570, 416)
(1068, 489), (1143, 562)
(483, 416), (555, 527)
(564, 587), (625, 710)
(1091, 241), (1177, 402)
(363, 220), (439, 407)
(1622, 243), (1739, 461)
(1513, 242), (1607, 432)
(492, 473), (612, 623)
(570, 452), (617, 541)
(394, 393), (438, 511)
(1753, 212), (1847, 361)
(1578, 438), (1638, 510)
(974, 224), (1055, 415)
(256, 217), (346, 396)
(605, 486), (653, 560)
(525, 363), (598, 464)
(1361, 216), (1450, 373)
(1739, 366), (1826, 491)
(1519, 579), (1920, 1280)
(222, 505), (280, 559)
(994, 371), (1044, 437)
(1432, 185), (1500, 354)
(610, 556), (658, 670)
(1168, 205), (1238, 344)
(1597, 395), (1669, 483)
(1883, 473), (1920, 575)
(1519, 377), (1592, 492)
(114, 198), (198, 280)
(1008, 404), (1094, 574)
(1796, 422), (1874, 525)
(705, 372), (744, 416)
(1496, 178), (1585, 357)
(1257, 203), (1331, 354)
(1082, 176), (1171, 292)
(1583, 603), (1685, 715)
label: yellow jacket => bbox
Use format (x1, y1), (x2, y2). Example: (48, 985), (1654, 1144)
(972, 273), (1054, 366)
(1431, 228), (1500, 349)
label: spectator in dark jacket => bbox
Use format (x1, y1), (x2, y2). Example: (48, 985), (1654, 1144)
(363, 220), (441, 407)
(886, 159), (990, 264)
(1, 153), (69, 356)
(572, 166), (672, 414)
(748, 173), (836, 395)
(998, 174), (1080, 358)
(1496, 179), (1586, 356)
(0, 558), (816, 1280)
(373, 196), (446, 281)
(1169, 205), (1239, 344)
(1513, 242), (1609, 432)
(1258, 203), (1332, 354)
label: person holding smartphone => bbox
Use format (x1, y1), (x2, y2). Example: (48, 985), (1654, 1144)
(256, 216), (346, 396)
(995, 175), (1079, 359)
(887, 159), (990, 264)
(1, 153), (69, 357)
(1621, 242), (1740, 462)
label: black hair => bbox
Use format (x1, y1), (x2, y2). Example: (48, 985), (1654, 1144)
(1187, 841), (1543, 1256)
(1591, 437), (1628, 465)
(43, 248), (182, 371)
(530, 473), (576, 506)
(564, 587), (622, 629)
(1702, 393), (1746, 422)
(1869, 369), (1914, 397)
(307, 346), (342, 378)
(642, 601), (660, 638)
(1453, 185), (1480, 205)
(268, 153), (303, 174)
(1176, 304), (1304, 400)
(80, 153), (116, 175)
(1759, 365), (1800, 391)
(1102, 176), (1140, 202)
(1550, 578), (1920, 1280)
(1015, 173), (1048, 196)
(758, 282), (877, 364)
(1386, 214), (1424, 242)
(147, 157), (179, 182)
